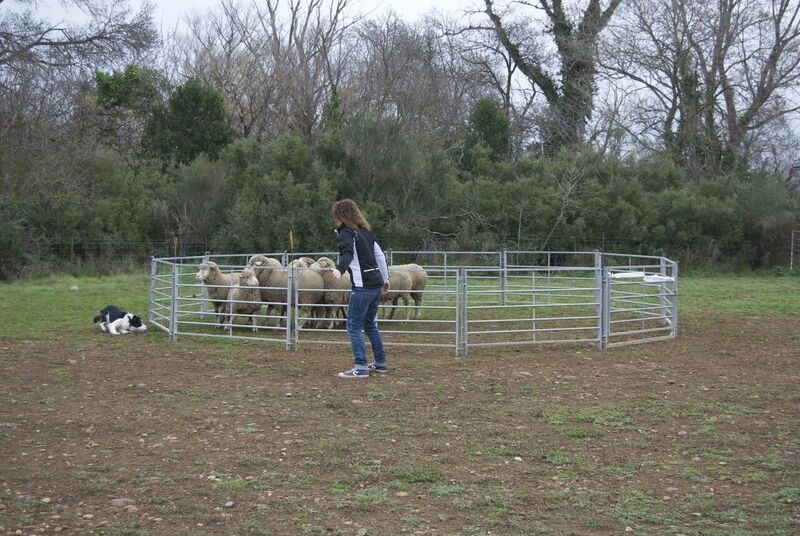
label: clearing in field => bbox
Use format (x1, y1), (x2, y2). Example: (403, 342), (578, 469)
(0, 274), (798, 535)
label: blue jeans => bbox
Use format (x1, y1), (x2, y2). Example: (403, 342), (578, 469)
(346, 287), (386, 370)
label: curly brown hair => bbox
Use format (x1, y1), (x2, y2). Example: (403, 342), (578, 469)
(332, 199), (371, 230)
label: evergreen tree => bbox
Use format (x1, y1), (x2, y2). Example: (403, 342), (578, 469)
(142, 78), (235, 165)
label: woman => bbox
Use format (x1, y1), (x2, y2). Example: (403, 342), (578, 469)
(330, 199), (390, 378)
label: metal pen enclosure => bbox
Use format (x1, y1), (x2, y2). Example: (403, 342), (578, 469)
(150, 251), (678, 356)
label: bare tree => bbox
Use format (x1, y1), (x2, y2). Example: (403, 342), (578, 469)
(1, 0), (157, 202)
(479, 0), (624, 154)
(344, 14), (485, 148)
(167, 0), (354, 141)
(601, 0), (800, 174)
(442, 13), (539, 156)
(0, 0), (156, 76)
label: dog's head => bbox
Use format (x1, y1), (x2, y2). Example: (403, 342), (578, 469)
(128, 315), (148, 333)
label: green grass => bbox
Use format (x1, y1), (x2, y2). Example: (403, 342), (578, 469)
(386, 466), (443, 483)
(680, 273), (800, 316)
(2, 270), (796, 535)
(0, 273), (152, 339)
(5, 271), (795, 341)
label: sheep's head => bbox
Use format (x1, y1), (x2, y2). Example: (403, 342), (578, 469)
(248, 255), (281, 269)
(311, 257), (336, 270)
(195, 261), (218, 281)
(239, 267), (259, 286)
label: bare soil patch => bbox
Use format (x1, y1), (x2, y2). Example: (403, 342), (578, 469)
(1, 312), (798, 535)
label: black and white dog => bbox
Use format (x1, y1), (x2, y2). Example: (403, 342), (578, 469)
(93, 305), (148, 335)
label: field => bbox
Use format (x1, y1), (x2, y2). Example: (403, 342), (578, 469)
(1, 273), (799, 535)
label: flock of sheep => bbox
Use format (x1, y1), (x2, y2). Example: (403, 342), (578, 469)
(194, 255), (428, 331)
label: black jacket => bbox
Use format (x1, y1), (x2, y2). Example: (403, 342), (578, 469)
(335, 225), (389, 289)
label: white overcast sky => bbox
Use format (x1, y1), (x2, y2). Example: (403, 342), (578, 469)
(28, 0), (473, 29)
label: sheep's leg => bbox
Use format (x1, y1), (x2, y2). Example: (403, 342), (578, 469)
(333, 306), (346, 329)
(298, 305), (320, 329)
(274, 305), (287, 327)
(413, 291), (423, 320)
(215, 305), (226, 328)
(388, 294), (400, 320)
(402, 294), (411, 321)
(321, 304), (333, 330)
(263, 304), (275, 326)
(312, 305), (325, 329)
(226, 305), (235, 330)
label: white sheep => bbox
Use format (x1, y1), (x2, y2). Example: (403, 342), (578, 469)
(392, 263), (427, 320)
(195, 260), (233, 327)
(310, 256), (351, 329)
(291, 256), (316, 268)
(293, 265), (325, 328)
(248, 255), (284, 323)
(226, 267), (262, 331)
(382, 267), (413, 320)
(247, 254), (324, 328)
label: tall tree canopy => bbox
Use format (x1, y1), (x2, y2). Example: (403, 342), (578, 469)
(482, 0), (623, 154)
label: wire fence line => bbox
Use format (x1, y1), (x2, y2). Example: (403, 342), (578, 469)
(150, 251), (678, 356)
(13, 230), (773, 270)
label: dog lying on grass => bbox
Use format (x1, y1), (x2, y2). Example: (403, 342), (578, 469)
(93, 305), (147, 335)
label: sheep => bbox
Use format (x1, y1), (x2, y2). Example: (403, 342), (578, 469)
(226, 267), (262, 331)
(381, 267), (413, 320)
(292, 266), (325, 328)
(310, 256), (351, 329)
(248, 255), (284, 323)
(291, 256), (316, 268)
(391, 263), (427, 320)
(195, 260), (233, 327)
(247, 254), (324, 328)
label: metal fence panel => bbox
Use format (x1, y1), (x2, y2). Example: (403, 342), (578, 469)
(150, 251), (678, 354)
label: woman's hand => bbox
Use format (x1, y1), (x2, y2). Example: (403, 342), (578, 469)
(331, 269), (342, 280)
(381, 282), (390, 297)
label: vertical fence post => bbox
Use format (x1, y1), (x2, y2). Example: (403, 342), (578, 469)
(501, 250), (508, 305)
(286, 267), (294, 351)
(531, 270), (537, 343)
(443, 252), (449, 290)
(659, 256), (669, 324)
(600, 264), (610, 349)
(387, 248), (393, 266)
(456, 267), (468, 356)
(149, 257), (157, 324)
(199, 252), (210, 320)
(671, 260), (679, 339)
(594, 251), (603, 348)
(455, 268), (461, 356)
(169, 262), (179, 342)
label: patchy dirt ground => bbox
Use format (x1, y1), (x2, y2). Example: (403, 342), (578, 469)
(1, 311), (798, 535)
